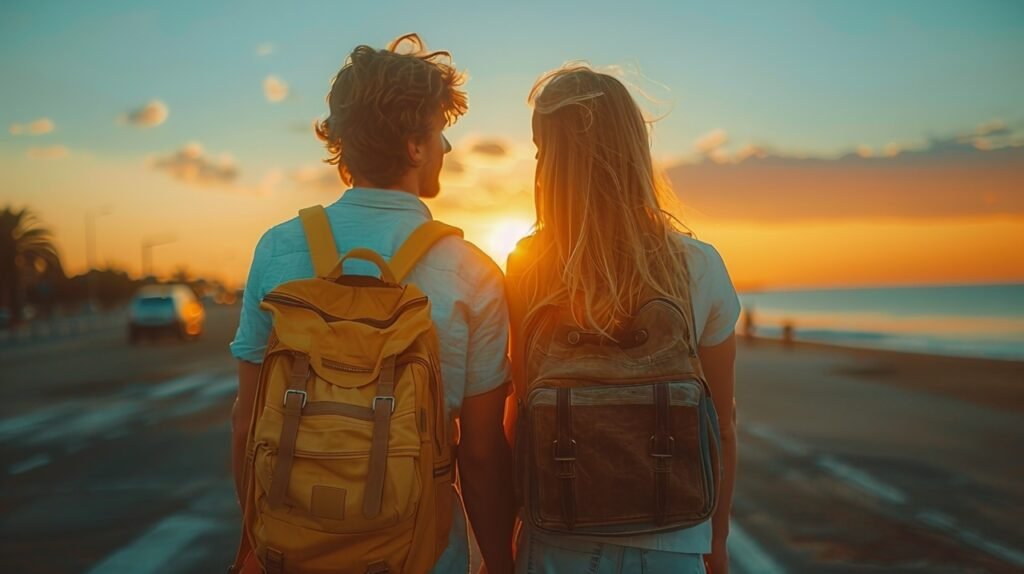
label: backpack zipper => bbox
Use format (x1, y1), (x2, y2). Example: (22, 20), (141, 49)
(320, 355), (427, 374)
(262, 292), (428, 328)
(321, 357), (373, 373)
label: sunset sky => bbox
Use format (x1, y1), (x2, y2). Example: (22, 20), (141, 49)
(3, 1), (1023, 290)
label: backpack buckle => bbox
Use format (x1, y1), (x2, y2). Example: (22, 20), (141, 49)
(283, 389), (308, 408)
(552, 439), (577, 462)
(372, 396), (395, 414)
(649, 435), (675, 458)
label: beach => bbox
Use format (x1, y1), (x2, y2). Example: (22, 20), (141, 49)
(738, 336), (1024, 413)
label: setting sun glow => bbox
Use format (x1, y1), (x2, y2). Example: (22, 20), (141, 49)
(485, 218), (534, 269)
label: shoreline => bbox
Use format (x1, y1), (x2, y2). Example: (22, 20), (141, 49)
(739, 335), (1024, 414)
(745, 333), (1024, 364)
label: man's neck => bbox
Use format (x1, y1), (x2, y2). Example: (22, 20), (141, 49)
(352, 175), (419, 197)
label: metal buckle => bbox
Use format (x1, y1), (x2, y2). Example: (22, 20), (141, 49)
(372, 396), (395, 414)
(552, 439), (577, 461)
(649, 435), (675, 458)
(283, 389), (308, 408)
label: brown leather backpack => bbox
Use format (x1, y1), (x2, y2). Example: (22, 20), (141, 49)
(515, 294), (721, 536)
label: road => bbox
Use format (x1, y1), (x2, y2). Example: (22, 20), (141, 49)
(0, 307), (1021, 573)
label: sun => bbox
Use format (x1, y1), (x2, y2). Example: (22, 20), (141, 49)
(485, 217), (534, 268)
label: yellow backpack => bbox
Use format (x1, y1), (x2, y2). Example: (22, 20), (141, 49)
(237, 205), (462, 574)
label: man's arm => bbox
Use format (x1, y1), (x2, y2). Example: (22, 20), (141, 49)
(232, 360), (262, 509)
(458, 383), (516, 574)
(700, 334), (738, 574)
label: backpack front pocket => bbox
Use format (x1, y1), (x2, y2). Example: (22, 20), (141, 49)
(523, 379), (717, 536)
(252, 404), (422, 534)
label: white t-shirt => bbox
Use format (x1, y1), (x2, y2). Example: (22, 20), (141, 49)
(230, 187), (512, 573)
(681, 234), (743, 348)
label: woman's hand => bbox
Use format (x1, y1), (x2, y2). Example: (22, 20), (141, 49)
(705, 542), (729, 574)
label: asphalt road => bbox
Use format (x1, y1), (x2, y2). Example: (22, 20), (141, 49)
(0, 307), (1021, 573)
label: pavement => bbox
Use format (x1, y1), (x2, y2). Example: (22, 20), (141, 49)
(0, 307), (1020, 573)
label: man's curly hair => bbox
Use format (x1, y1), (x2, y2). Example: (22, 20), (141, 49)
(315, 33), (468, 187)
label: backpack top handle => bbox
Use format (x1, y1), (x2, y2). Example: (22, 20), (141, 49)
(327, 248), (398, 284)
(300, 203), (464, 284)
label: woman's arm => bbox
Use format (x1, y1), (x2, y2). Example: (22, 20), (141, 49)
(700, 333), (738, 574)
(502, 252), (529, 446)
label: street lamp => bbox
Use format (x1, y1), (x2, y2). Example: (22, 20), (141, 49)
(85, 205), (113, 312)
(141, 234), (177, 279)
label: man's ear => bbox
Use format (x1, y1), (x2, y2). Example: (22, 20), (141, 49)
(406, 135), (425, 167)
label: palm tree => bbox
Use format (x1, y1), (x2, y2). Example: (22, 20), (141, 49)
(0, 206), (62, 325)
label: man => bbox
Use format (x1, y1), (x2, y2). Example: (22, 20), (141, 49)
(230, 34), (515, 574)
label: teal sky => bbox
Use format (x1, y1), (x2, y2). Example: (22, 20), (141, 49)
(2, 0), (1023, 285)
(3, 0), (1023, 169)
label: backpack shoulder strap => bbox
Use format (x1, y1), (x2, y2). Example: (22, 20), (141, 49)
(298, 205), (340, 278)
(390, 221), (464, 283)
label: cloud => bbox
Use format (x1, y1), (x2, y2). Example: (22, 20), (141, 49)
(290, 120), (317, 135)
(264, 75), (289, 103)
(435, 136), (523, 191)
(735, 144), (768, 161)
(258, 168), (284, 195)
(666, 128), (1024, 221)
(10, 117), (55, 135)
(120, 100), (169, 128)
(290, 165), (340, 193)
(433, 136), (536, 212)
(975, 120), (1010, 138)
(694, 129), (728, 155)
(27, 145), (68, 159)
(150, 142), (238, 187)
(257, 42), (275, 56)
(443, 157), (465, 175)
(471, 140), (508, 157)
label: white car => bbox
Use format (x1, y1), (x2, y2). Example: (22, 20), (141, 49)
(128, 284), (205, 343)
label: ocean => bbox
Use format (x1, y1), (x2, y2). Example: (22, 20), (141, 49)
(737, 283), (1024, 361)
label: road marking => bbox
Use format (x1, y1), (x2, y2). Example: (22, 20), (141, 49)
(728, 520), (787, 574)
(85, 490), (225, 574)
(916, 509), (956, 529)
(747, 424), (909, 506)
(7, 453), (51, 475)
(31, 401), (143, 445)
(916, 510), (1024, 567)
(196, 374), (237, 398)
(745, 423), (810, 457)
(0, 404), (76, 443)
(148, 372), (218, 399)
(815, 455), (908, 505)
(5, 370), (235, 448)
(746, 424), (1024, 569)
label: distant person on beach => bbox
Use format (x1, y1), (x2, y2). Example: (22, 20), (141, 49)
(782, 321), (795, 346)
(742, 306), (756, 340)
(228, 34), (515, 574)
(505, 67), (741, 574)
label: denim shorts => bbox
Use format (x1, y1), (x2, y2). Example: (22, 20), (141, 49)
(516, 528), (707, 574)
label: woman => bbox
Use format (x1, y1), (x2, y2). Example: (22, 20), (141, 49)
(505, 66), (741, 574)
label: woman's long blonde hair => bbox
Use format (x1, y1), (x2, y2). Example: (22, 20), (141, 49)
(517, 65), (691, 339)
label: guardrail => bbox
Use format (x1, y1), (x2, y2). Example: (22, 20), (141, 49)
(0, 309), (128, 348)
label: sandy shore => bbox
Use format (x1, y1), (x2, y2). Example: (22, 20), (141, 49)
(739, 336), (1024, 414)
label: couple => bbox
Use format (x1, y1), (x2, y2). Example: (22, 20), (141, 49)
(230, 33), (739, 574)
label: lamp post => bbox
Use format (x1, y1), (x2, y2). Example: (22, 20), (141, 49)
(141, 234), (177, 279)
(85, 206), (112, 312)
